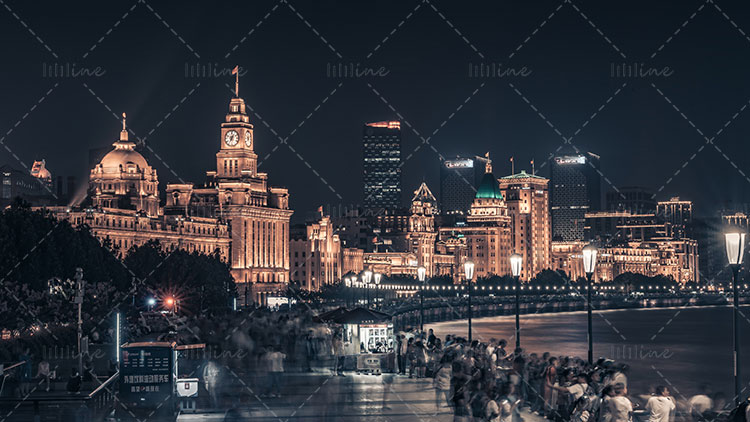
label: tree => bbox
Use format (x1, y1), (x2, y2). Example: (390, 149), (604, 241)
(124, 241), (235, 314)
(0, 202), (130, 291)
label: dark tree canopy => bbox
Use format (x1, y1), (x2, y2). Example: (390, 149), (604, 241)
(0, 201), (130, 290)
(0, 203), (235, 323)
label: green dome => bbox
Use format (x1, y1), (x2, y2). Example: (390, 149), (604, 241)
(475, 172), (503, 200)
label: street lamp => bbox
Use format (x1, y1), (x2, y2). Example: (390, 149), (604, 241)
(374, 273), (382, 309)
(147, 297), (156, 311)
(510, 253), (523, 350)
(418, 266), (427, 332)
(344, 277), (352, 307)
(350, 276), (357, 308)
(725, 227), (746, 405)
(464, 261), (475, 342)
(363, 270), (373, 308)
(582, 244), (598, 364)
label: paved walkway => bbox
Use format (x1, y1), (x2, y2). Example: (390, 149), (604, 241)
(178, 372), (547, 422)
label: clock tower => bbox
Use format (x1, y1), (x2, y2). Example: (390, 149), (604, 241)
(186, 83), (293, 306)
(217, 96), (257, 178)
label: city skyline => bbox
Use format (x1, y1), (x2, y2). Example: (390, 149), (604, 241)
(3, 1), (750, 220)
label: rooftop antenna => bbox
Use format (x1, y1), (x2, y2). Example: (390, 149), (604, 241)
(531, 159), (535, 175)
(510, 156), (514, 175)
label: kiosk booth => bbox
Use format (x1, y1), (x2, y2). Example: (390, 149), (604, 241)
(118, 341), (205, 420)
(321, 307), (395, 373)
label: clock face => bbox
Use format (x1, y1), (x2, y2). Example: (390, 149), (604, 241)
(224, 130), (239, 146)
(245, 131), (252, 147)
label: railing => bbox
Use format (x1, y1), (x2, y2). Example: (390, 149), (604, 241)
(386, 293), (750, 331)
(88, 371), (119, 415)
(0, 371), (119, 422)
(0, 361), (26, 397)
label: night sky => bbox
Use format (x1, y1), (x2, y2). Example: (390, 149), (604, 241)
(2, 0), (750, 221)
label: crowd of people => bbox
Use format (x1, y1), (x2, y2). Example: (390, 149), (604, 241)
(391, 329), (739, 422)
(2, 300), (748, 422)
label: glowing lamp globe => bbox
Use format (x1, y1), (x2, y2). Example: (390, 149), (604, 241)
(510, 253), (523, 278)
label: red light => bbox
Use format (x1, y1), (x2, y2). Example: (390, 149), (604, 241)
(165, 297), (174, 306)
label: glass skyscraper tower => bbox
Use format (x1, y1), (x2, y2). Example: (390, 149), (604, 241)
(362, 121), (402, 213)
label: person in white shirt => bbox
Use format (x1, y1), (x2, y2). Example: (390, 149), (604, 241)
(610, 383), (633, 422)
(645, 386), (676, 422)
(688, 385), (713, 421)
(266, 347), (286, 398)
(486, 384), (519, 422)
(432, 360), (452, 411)
(202, 360), (221, 407)
(554, 373), (590, 401)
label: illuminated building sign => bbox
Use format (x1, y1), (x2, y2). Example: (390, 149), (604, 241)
(445, 159), (474, 169)
(554, 155), (586, 165)
(365, 121), (401, 130)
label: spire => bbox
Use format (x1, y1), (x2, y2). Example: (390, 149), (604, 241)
(120, 112), (128, 141)
(484, 152), (492, 173)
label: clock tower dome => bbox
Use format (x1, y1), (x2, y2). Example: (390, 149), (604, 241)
(217, 96), (257, 178)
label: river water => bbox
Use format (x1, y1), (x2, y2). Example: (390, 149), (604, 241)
(430, 305), (750, 399)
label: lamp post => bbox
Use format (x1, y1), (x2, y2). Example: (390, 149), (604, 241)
(725, 228), (746, 406)
(510, 253), (523, 350)
(464, 261), (475, 342)
(363, 270), (373, 308)
(418, 266), (427, 332)
(351, 276), (358, 307)
(374, 273), (382, 309)
(74, 268), (85, 375)
(582, 244), (598, 365)
(344, 277), (351, 307)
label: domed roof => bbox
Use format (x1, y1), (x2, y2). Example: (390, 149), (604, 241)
(96, 112), (150, 171)
(99, 145), (149, 169)
(475, 172), (503, 200)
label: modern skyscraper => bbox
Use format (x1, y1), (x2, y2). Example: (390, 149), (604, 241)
(606, 186), (655, 214)
(499, 170), (551, 281)
(549, 151), (601, 241)
(656, 197), (692, 239)
(439, 155), (489, 215)
(362, 121), (401, 214)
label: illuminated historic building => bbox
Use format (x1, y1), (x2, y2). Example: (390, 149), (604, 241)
(355, 183), (443, 279)
(89, 114), (160, 216)
(406, 183), (438, 276)
(551, 239), (699, 284)
(289, 212), (366, 292)
(363, 252), (419, 277)
(51, 208), (231, 260)
(499, 170), (551, 281)
(44, 84), (292, 305)
(1, 161), (55, 208)
(46, 114), (231, 260)
(439, 157), (512, 279)
(169, 89), (293, 303)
